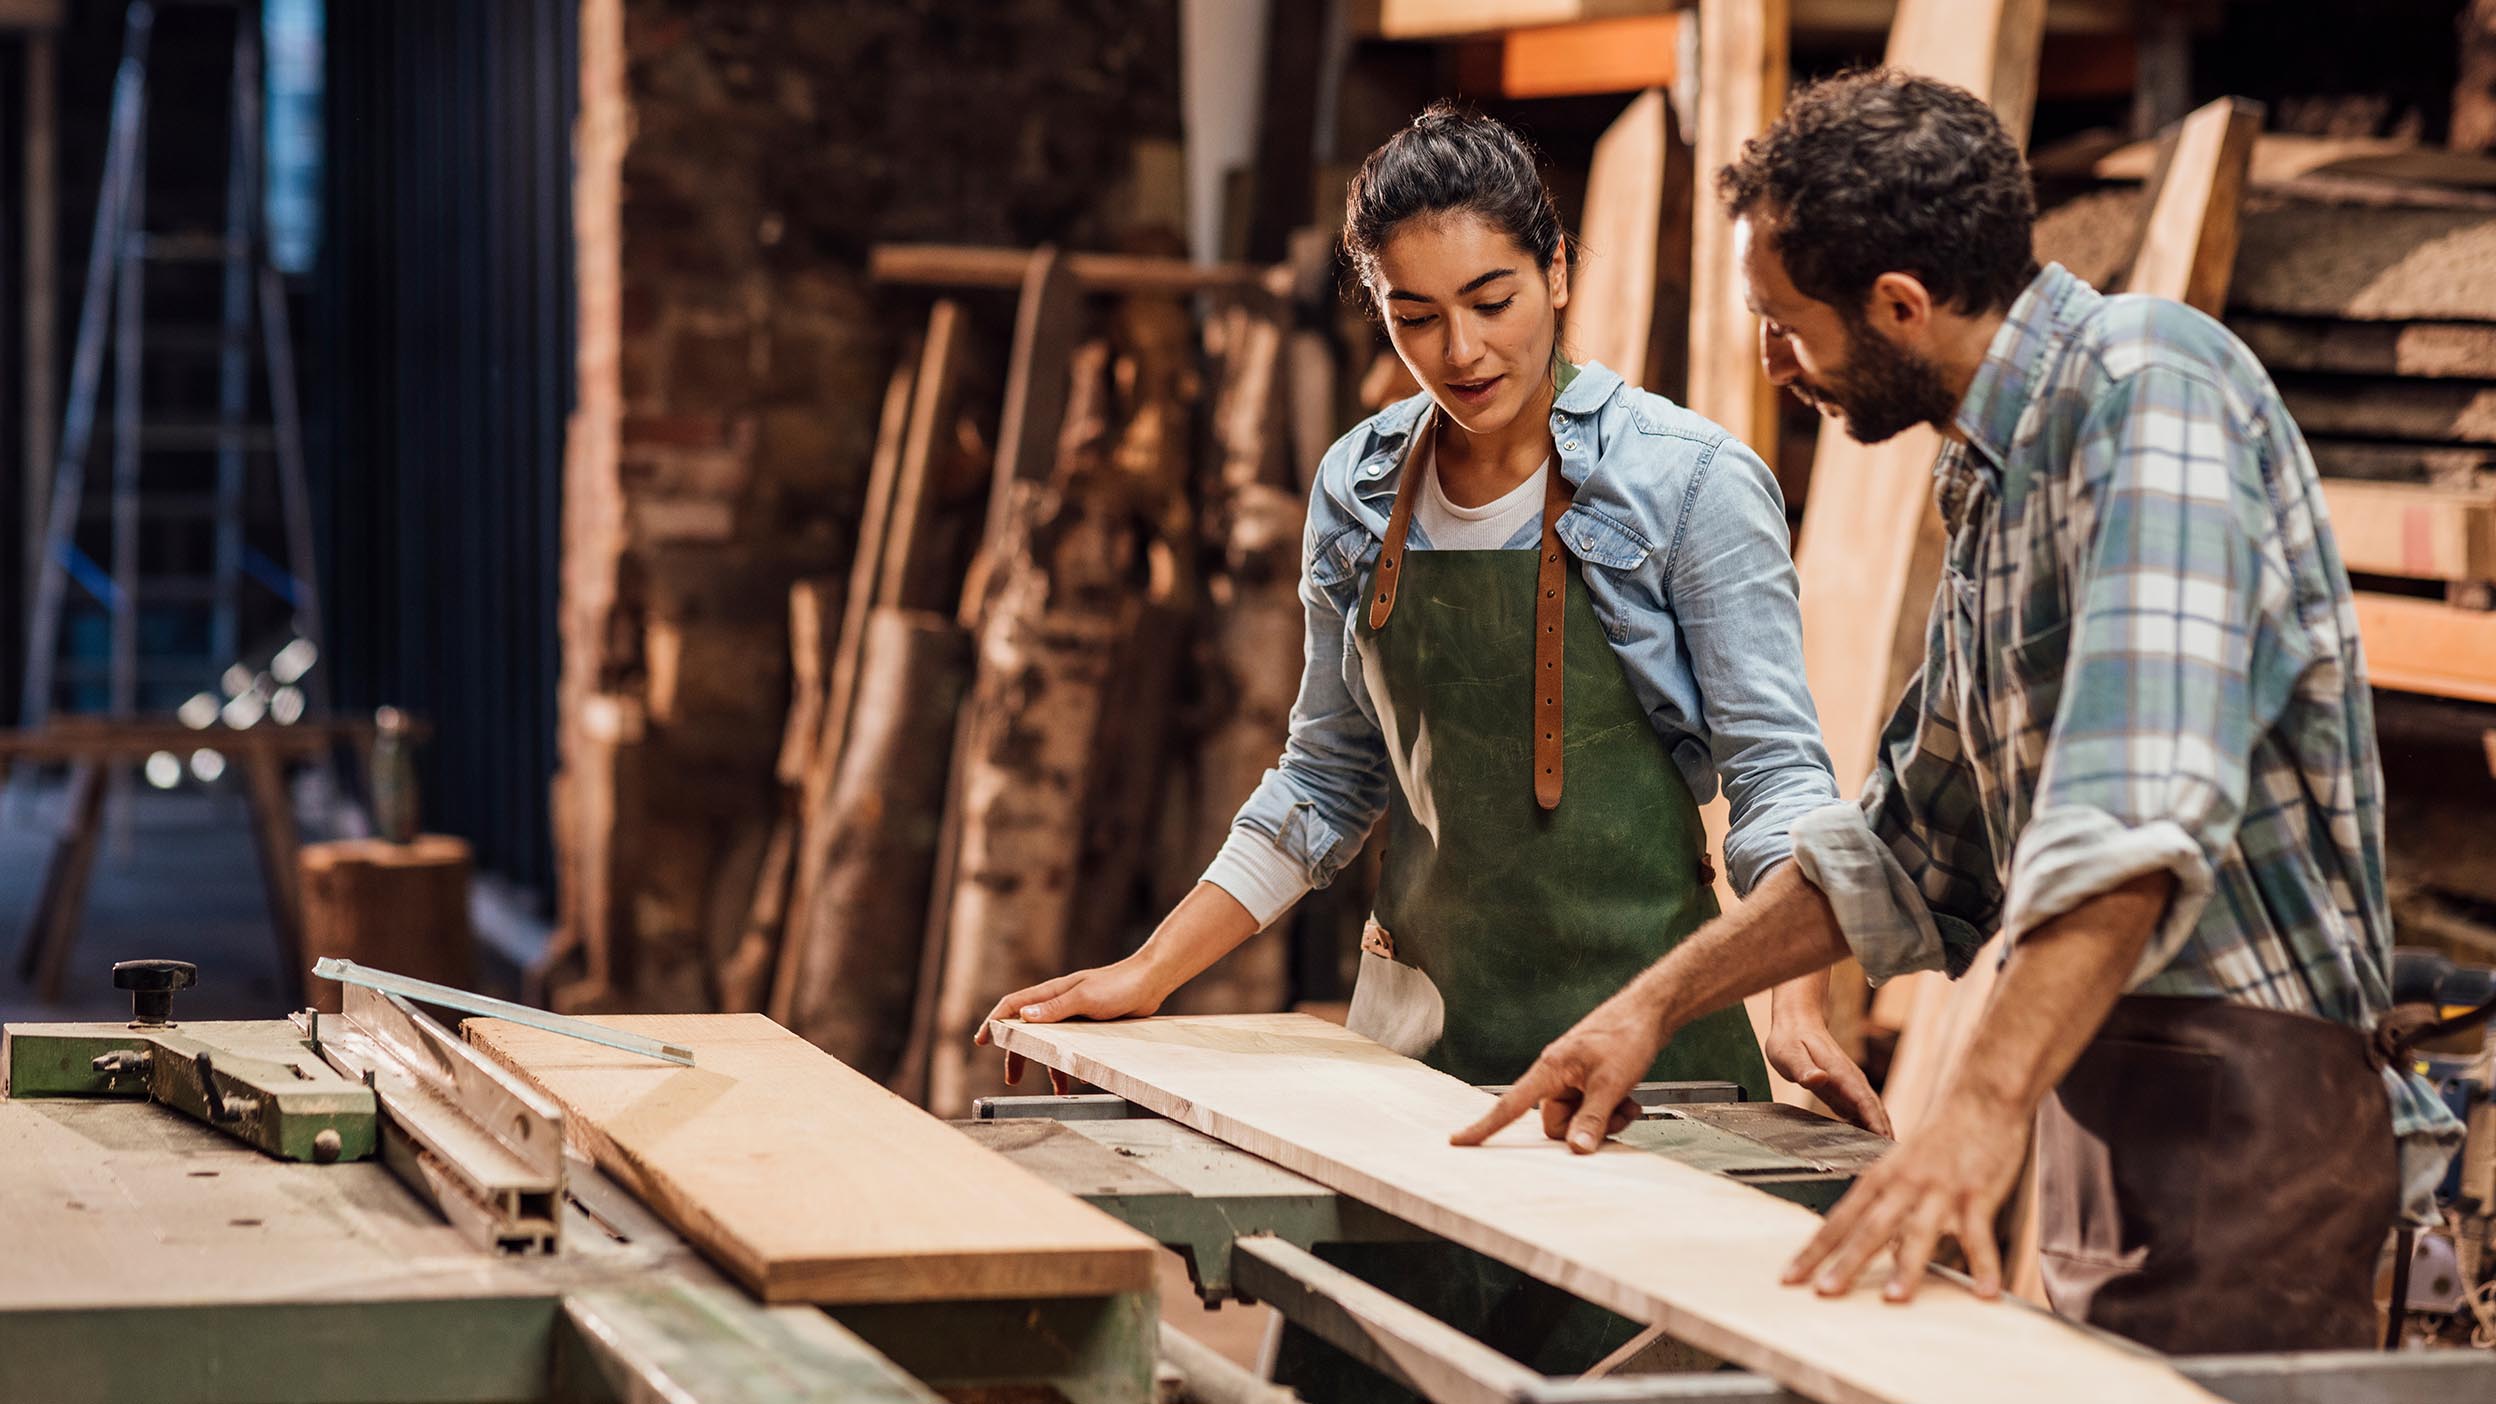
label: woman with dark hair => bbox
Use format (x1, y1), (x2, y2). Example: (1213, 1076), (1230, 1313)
(978, 104), (1858, 1375)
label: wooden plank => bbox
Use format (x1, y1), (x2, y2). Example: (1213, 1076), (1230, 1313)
(2355, 593), (2496, 704)
(2122, 97), (2262, 316)
(1353, 0), (1663, 39)
(870, 245), (1276, 297)
(1684, 0), (1787, 457)
(1568, 89), (1672, 385)
(2230, 205), (2496, 321)
(2231, 318), (2496, 381)
(879, 301), (968, 612)
(2307, 439), (2496, 487)
(1459, 14), (1681, 99)
(969, 250), (1083, 623)
(2090, 132), (2496, 191)
(466, 1013), (1156, 1305)
(2319, 480), (2496, 582)
(2281, 379), (2496, 446)
(993, 1014), (2218, 1404)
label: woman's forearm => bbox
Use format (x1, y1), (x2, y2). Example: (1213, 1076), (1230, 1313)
(1130, 882), (1267, 999)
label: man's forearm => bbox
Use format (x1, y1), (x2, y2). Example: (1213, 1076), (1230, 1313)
(1634, 863), (1853, 1031)
(1942, 872), (2171, 1120)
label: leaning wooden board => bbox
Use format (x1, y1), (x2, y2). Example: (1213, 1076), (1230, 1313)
(467, 1013), (1156, 1305)
(992, 1014), (2215, 1404)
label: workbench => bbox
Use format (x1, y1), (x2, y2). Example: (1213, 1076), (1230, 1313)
(8, 1010), (2495, 1404)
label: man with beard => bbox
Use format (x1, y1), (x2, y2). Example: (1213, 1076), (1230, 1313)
(1454, 68), (2462, 1353)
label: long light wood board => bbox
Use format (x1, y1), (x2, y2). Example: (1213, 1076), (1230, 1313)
(993, 1013), (2215, 1404)
(467, 1013), (1156, 1305)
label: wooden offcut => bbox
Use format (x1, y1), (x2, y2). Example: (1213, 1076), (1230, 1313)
(1567, 89), (1677, 390)
(992, 1014), (2218, 1404)
(2121, 97), (2261, 315)
(467, 1012), (1156, 1305)
(1684, 0), (1787, 460)
(298, 836), (475, 1015)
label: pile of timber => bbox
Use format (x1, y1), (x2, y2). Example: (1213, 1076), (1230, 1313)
(2035, 133), (2496, 705)
(699, 245), (1336, 1116)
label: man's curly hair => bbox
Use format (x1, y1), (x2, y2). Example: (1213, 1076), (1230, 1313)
(1718, 69), (2039, 317)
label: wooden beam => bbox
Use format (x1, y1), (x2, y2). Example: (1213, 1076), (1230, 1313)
(1684, 0), (1787, 457)
(1456, 13), (1681, 99)
(1567, 89), (1672, 384)
(1356, 0), (2128, 40)
(2281, 379), (2496, 446)
(2355, 593), (2496, 704)
(2233, 318), (2496, 381)
(2231, 205), (2496, 321)
(2320, 480), (2496, 583)
(869, 245), (1279, 298)
(2122, 97), (2262, 316)
(992, 1014), (2222, 1404)
(468, 1013), (1157, 1305)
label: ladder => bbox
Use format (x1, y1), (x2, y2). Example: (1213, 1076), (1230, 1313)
(16, 0), (323, 746)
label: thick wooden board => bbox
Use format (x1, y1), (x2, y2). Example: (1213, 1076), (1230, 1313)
(993, 1014), (2216, 1404)
(2233, 318), (2496, 381)
(2122, 98), (2262, 316)
(1459, 14), (1682, 99)
(2320, 480), (2496, 583)
(1569, 89), (1671, 387)
(466, 1013), (1156, 1305)
(2354, 593), (2496, 704)
(2281, 379), (2496, 445)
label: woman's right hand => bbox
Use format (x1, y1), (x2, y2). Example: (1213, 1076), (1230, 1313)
(973, 957), (1173, 1094)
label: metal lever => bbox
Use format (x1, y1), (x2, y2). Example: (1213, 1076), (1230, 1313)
(311, 959), (695, 1066)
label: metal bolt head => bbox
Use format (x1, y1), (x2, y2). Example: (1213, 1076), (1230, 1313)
(312, 1129), (343, 1164)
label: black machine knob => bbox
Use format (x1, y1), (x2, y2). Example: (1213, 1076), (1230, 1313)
(113, 959), (197, 1027)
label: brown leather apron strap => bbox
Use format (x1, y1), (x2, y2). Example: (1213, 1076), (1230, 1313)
(1531, 461), (1570, 811)
(1364, 407), (1577, 811)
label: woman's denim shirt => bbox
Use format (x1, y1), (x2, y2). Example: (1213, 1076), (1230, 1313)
(1227, 360), (1840, 898)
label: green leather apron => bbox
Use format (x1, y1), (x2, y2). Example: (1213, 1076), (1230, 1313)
(1278, 407), (1767, 1396)
(1344, 418), (1768, 1097)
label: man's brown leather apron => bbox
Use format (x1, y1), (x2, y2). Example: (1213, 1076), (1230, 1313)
(2035, 994), (2397, 1353)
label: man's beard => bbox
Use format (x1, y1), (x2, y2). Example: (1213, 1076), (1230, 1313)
(1791, 312), (1958, 444)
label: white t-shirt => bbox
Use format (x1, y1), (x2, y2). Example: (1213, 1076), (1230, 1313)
(1204, 439), (1553, 928)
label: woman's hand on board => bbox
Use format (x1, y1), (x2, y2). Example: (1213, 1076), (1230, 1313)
(974, 958), (1172, 1095)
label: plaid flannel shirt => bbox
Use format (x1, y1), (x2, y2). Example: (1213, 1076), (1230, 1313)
(1789, 264), (2462, 1222)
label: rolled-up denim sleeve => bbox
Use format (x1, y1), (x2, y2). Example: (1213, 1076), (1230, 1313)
(1666, 437), (1842, 895)
(1790, 611), (2000, 983)
(1204, 450), (1394, 894)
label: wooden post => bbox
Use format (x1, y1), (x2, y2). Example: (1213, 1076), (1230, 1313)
(298, 837), (475, 1014)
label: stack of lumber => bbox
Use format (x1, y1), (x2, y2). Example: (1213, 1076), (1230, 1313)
(2034, 133), (2496, 706)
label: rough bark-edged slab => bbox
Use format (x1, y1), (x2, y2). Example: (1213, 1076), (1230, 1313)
(991, 1014), (2217, 1404)
(773, 610), (968, 1079)
(467, 1013), (1156, 1305)
(2230, 204), (2496, 321)
(2281, 378), (2496, 446)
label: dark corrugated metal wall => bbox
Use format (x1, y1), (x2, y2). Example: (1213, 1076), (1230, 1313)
(314, 0), (574, 896)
